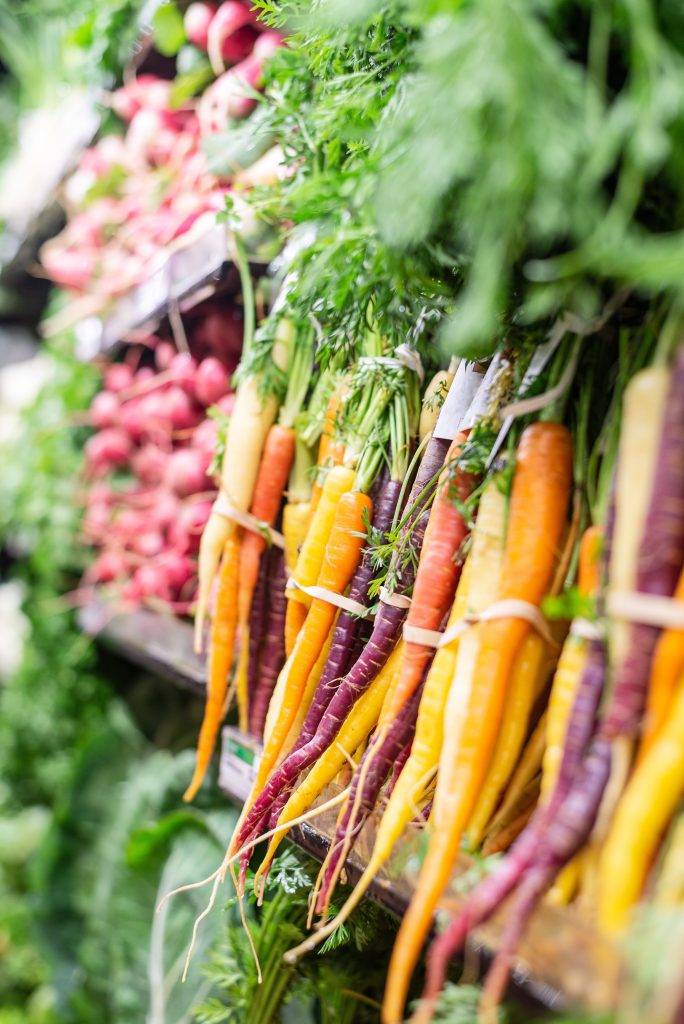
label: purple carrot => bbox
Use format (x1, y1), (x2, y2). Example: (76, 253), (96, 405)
(233, 436), (449, 852)
(245, 551), (269, 735)
(421, 635), (607, 1011)
(249, 548), (286, 740)
(386, 738), (414, 799)
(604, 351), (684, 738)
(481, 736), (611, 1010)
(315, 680), (425, 915)
(288, 477), (402, 751)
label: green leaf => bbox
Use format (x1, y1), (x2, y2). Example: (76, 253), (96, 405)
(152, 2), (186, 57)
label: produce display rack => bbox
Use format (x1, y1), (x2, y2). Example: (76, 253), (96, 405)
(68, 219), (270, 361)
(79, 598), (624, 1018)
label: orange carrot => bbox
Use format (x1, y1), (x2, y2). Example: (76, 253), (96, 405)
(184, 530), (243, 802)
(384, 433), (475, 721)
(235, 425), (296, 730)
(310, 386), (347, 515)
(639, 565), (684, 760)
(254, 490), (373, 791)
(382, 421), (573, 1024)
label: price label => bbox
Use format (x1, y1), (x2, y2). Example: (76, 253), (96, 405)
(219, 726), (262, 802)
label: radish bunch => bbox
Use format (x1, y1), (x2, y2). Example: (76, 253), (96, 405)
(82, 331), (236, 613)
(41, 3), (283, 300)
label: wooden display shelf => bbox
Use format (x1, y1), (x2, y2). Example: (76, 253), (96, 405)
(81, 599), (622, 1016)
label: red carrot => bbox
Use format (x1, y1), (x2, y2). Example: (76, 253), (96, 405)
(249, 549), (286, 739)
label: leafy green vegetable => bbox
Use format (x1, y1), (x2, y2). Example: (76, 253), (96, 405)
(152, 1), (186, 58)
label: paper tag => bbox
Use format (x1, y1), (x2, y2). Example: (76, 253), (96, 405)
(462, 351), (509, 430)
(485, 332), (564, 468)
(433, 361), (486, 440)
(219, 726), (262, 802)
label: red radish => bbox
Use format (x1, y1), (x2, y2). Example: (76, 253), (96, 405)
(165, 447), (212, 497)
(155, 341), (176, 371)
(184, 2), (218, 49)
(111, 75), (172, 122)
(198, 34), (285, 134)
(207, 2), (260, 73)
(215, 393), (235, 416)
(165, 386), (203, 430)
(194, 357), (229, 405)
(83, 502), (111, 537)
(105, 363), (134, 394)
(170, 499), (213, 553)
(118, 399), (148, 442)
(90, 391), (119, 429)
(131, 444), (169, 486)
(40, 246), (97, 291)
(192, 417), (220, 460)
(116, 508), (148, 540)
(88, 550), (129, 584)
(85, 428), (132, 472)
(152, 492), (180, 530)
(121, 577), (144, 605)
(133, 564), (172, 600)
(133, 531), (165, 558)
(169, 352), (198, 394)
(134, 367), (156, 385)
(158, 550), (195, 591)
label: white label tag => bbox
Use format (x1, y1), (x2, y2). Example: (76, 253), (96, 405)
(171, 222), (227, 300)
(433, 362), (486, 440)
(219, 726), (262, 802)
(135, 262), (169, 323)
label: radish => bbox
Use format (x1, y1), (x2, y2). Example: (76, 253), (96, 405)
(111, 75), (172, 122)
(118, 399), (148, 442)
(191, 417), (220, 460)
(164, 447), (212, 497)
(194, 357), (229, 405)
(85, 428), (132, 472)
(198, 33), (284, 134)
(164, 386), (203, 430)
(155, 341), (176, 371)
(132, 531), (165, 559)
(40, 245), (97, 291)
(90, 391), (119, 429)
(157, 550), (195, 591)
(215, 392), (235, 416)
(131, 444), (169, 486)
(207, 2), (260, 73)
(168, 352), (198, 395)
(104, 363), (134, 395)
(133, 564), (172, 601)
(184, 2), (218, 50)
(87, 550), (129, 584)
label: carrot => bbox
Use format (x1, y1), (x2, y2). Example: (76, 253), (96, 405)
(256, 641), (404, 890)
(311, 384), (348, 513)
(465, 631), (551, 848)
(295, 481), (507, 950)
(253, 489), (373, 795)
(283, 500), (312, 576)
(488, 715), (546, 838)
(195, 319), (291, 650)
(383, 421), (573, 1024)
(639, 564), (684, 760)
(284, 464), (356, 655)
(482, 802), (536, 856)
(234, 424), (296, 730)
(418, 360), (458, 441)
(383, 432), (476, 722)
(420, 638), (606, 1023)
(249, 548), (286, 739)
(184, 531), (242, 802)
(653, 813), (684, 906)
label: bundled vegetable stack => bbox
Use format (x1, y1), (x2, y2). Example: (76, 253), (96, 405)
(40, 1), (283, 303)
(180, 289), (684, 1021)
(81, 306), (241, 612)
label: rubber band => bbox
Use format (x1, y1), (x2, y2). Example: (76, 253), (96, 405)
(285, 577), (373, 618)
(402, 599), (559, 649)
(212, 494), (285, 549)
(570, 617), (603, 641)
(379, 586), (412, 610)
(607, 591), (684, 630)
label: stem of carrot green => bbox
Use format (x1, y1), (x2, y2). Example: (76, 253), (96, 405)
(233, 232), (255, 359)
